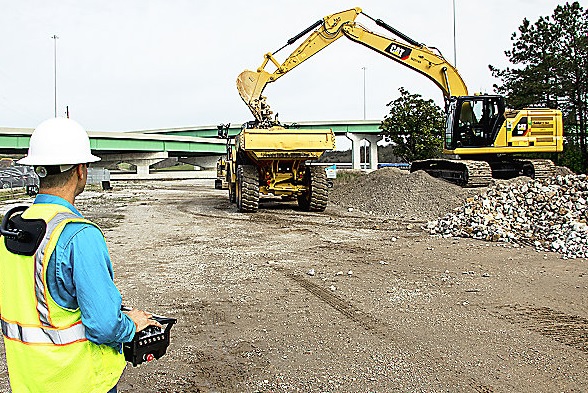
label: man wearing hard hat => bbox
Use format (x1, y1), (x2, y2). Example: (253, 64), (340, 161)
(0, 117), (160, 393)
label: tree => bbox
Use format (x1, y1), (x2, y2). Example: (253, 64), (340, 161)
(379, 87), (445, 162)
(490, 2), (588, 173)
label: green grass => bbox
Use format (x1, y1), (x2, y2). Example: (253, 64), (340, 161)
(0, 188), (31, 203)
(154, 164), (195, 171)
(117, 163), (133, 171)
(332, 170), (364, 187)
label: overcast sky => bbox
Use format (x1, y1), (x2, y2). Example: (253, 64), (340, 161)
(0, 0), (566, 132)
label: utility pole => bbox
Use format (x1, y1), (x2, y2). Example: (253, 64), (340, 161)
(51, 34), (59, 117)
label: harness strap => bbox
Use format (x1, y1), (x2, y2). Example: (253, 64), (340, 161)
(34, 212), (80, 327)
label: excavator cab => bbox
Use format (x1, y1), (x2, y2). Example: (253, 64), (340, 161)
(445, 95), (506, 150)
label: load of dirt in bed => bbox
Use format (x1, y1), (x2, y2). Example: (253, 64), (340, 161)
(329, 168), (481, 222)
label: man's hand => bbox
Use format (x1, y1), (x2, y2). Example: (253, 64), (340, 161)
(124, 308), (162, 332)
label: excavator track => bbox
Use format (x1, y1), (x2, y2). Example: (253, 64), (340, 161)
(487, 158), (556, 181)
(462, 160), (494, 187)
(410, 159), (493, 187)
(526, 159), (556, 180)
(411, 158), (556, 188)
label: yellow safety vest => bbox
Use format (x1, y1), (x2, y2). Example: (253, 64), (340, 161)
(0, 203), (126, 393)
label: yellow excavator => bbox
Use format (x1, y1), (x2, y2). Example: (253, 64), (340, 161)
(237, 7), (564, 187)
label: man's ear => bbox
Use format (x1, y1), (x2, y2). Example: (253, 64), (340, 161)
(75, 164), (85, 179)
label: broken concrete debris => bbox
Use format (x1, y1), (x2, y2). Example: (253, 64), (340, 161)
(427, 174), (588, 259)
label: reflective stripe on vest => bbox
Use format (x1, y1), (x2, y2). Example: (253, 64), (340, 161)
(1, 320), (85, 345)
(34, 212), (80, 327)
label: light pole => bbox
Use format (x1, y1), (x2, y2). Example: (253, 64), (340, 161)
(362, 66), (367, 169)
(51, 34), (59, 117)
(452, 0), (457, 66)
(362, 66), (366, 120)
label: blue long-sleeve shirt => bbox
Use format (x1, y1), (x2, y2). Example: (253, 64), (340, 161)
(35, 194), (136, 349)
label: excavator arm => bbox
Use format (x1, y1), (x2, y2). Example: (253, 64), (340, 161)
(237, 7), (468, 123)
(237, 8), (362, 124)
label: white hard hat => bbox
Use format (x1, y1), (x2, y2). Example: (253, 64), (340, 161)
(18, 117), (101, 166)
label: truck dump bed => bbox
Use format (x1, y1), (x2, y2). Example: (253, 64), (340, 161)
(237, 126), (335, 161)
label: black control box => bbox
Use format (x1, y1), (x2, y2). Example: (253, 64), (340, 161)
(122, 311), (177, 367)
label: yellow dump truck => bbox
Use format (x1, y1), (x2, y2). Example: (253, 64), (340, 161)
(218, 123), (335, 213)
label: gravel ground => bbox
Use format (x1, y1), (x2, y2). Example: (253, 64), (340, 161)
(0, 171), (586, 392)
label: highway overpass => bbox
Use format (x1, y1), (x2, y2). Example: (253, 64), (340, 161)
(0, 120), (383, 174)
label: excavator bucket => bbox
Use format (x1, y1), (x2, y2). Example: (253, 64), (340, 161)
(237, 70), (273, 119)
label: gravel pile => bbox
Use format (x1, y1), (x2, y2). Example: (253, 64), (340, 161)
(427, 174), (588, 259)
(330, 168), (479, 221)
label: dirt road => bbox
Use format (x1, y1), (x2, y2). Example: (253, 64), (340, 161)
(0, 177), (587, 392)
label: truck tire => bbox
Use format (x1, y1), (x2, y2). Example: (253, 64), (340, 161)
(226, 166), (236, 203)
(228, 182), (236, 203)
(298, 166), (328, 212)
(236, 165), (259, 213)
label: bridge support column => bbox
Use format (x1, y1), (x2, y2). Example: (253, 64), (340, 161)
(98, 152), (169, 176)
(345, 133), (382, 170)
(365, 135), (381, 170)
(136, 163), (150, 176)
(345, 133), (363, 170)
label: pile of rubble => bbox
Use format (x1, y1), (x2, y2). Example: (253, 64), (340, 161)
(427, 174), (588, 259)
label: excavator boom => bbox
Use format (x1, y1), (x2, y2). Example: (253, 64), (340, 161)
(341, 24), (468, 98)
(236, 7), (468, 123)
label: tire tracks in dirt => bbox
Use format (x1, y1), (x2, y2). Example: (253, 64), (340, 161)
(279, 268), (497, 392)
(492, 304), (588, 353)
(283, 270), (390, 336)
(173, 198), (421, 235)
